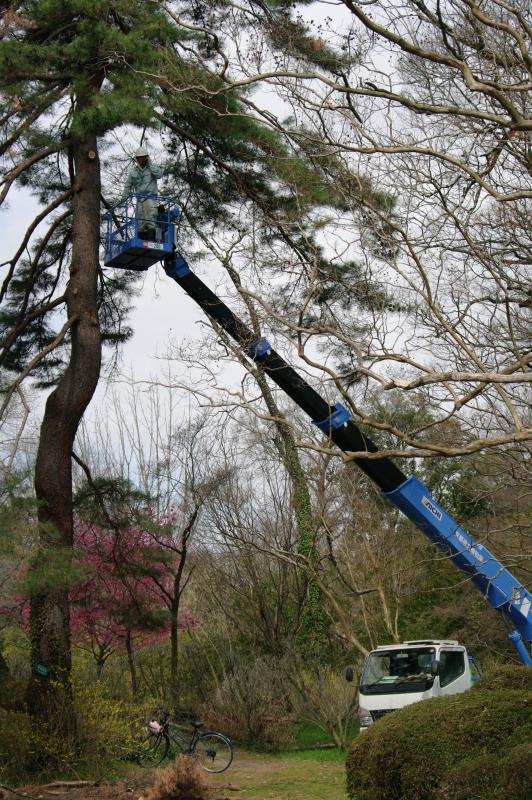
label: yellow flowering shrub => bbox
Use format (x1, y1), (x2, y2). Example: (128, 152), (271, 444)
(0, 681), (153, 783)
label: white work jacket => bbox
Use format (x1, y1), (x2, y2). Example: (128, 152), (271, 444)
(124, 161), (164, 196)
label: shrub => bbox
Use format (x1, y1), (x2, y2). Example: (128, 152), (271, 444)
(144, 755), (209, 800)
(436, 742), (532, 800)
(0, 703), (78, 782)
(0, 673), (25, 710)
(0, 708), (34, 781)
(477, 663), (532, 692)
(73, 681), (141, 768)
(287, 663), (359, 749)
(199, 656), (294, 750)
(346, 688), (532, 800)
(0, 681), (146, 784)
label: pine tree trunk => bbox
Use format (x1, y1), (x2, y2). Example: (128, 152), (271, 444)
(170, 527), (191, 715)
(28, 135), (102, 720)
(0, 649), (12, 705)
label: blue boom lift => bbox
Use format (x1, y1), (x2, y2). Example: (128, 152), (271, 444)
(105, 194), (532, 666)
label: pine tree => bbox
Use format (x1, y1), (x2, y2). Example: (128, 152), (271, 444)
(1, 0), (394, 718)
(1, 0), (192, 720)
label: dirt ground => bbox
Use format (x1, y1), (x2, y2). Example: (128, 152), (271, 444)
(1, 777), (245, 800)
(2, 751), (348, 800)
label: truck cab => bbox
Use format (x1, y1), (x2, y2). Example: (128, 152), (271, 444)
(352, 640), (478, 731)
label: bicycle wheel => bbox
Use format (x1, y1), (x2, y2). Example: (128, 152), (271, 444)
(137, 730), (170, 766)
(194, 732), (233, 773)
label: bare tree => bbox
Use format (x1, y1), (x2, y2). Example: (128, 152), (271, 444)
(172, 0), (531, 460)
(77, 378), (228, 712)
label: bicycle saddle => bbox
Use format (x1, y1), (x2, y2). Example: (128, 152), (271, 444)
(193, 721), (204, 729)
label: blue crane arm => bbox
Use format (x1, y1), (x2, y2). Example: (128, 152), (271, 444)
(103, 213), (531, 666)
(160, 253), (532, 666)
(385, 477), (532, 665)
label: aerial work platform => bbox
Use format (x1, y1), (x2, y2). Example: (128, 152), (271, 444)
(102, 199), (532, 665)
(104, 193), (180, 271)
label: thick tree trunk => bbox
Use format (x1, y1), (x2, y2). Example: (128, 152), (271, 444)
(278, 418), (327, 658)
(168, 511), (195, 715)
(95, 643), (110, 680)
(28, 136), (102, 719)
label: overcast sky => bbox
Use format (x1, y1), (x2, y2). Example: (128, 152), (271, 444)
(1, 182), (257, 478)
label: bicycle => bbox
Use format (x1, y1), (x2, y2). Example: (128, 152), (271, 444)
(137, 713), (233, 773)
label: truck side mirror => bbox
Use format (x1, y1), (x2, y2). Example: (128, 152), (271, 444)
(430, 659), (439, 676)
(345, 666), (354, 683)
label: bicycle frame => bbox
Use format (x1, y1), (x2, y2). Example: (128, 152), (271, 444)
(168, 724), (202, 755)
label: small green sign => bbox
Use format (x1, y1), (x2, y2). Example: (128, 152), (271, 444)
(35, 663), (49, 678)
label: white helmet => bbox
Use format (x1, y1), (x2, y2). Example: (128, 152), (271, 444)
(135, 145), (149, 158)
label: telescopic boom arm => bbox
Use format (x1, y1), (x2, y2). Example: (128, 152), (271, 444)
(102, 199), (531, 666)
(163, 252), (532, 666)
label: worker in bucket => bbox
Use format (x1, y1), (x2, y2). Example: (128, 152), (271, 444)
(124, 145), (164, 239)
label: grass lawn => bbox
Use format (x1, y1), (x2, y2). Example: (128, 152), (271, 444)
(292, 722), (359, 750)
(207, 748), (349, 800)
(16, 749), (350, 800)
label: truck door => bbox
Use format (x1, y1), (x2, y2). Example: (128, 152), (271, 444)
(438, 648), (470, 696)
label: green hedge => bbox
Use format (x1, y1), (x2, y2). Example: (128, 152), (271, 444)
(477, 664), (532, 692)
(346, 685), (532, 800)
(435, 742), (532, 800)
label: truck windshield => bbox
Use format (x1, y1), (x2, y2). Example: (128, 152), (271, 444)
(360, 647), (436, 694)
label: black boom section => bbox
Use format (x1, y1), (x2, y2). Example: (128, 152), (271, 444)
(330, 422), (405, 492)
(165, 256), (406, 493)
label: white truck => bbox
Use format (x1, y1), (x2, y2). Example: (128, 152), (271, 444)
(347, 639), (480, 731)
